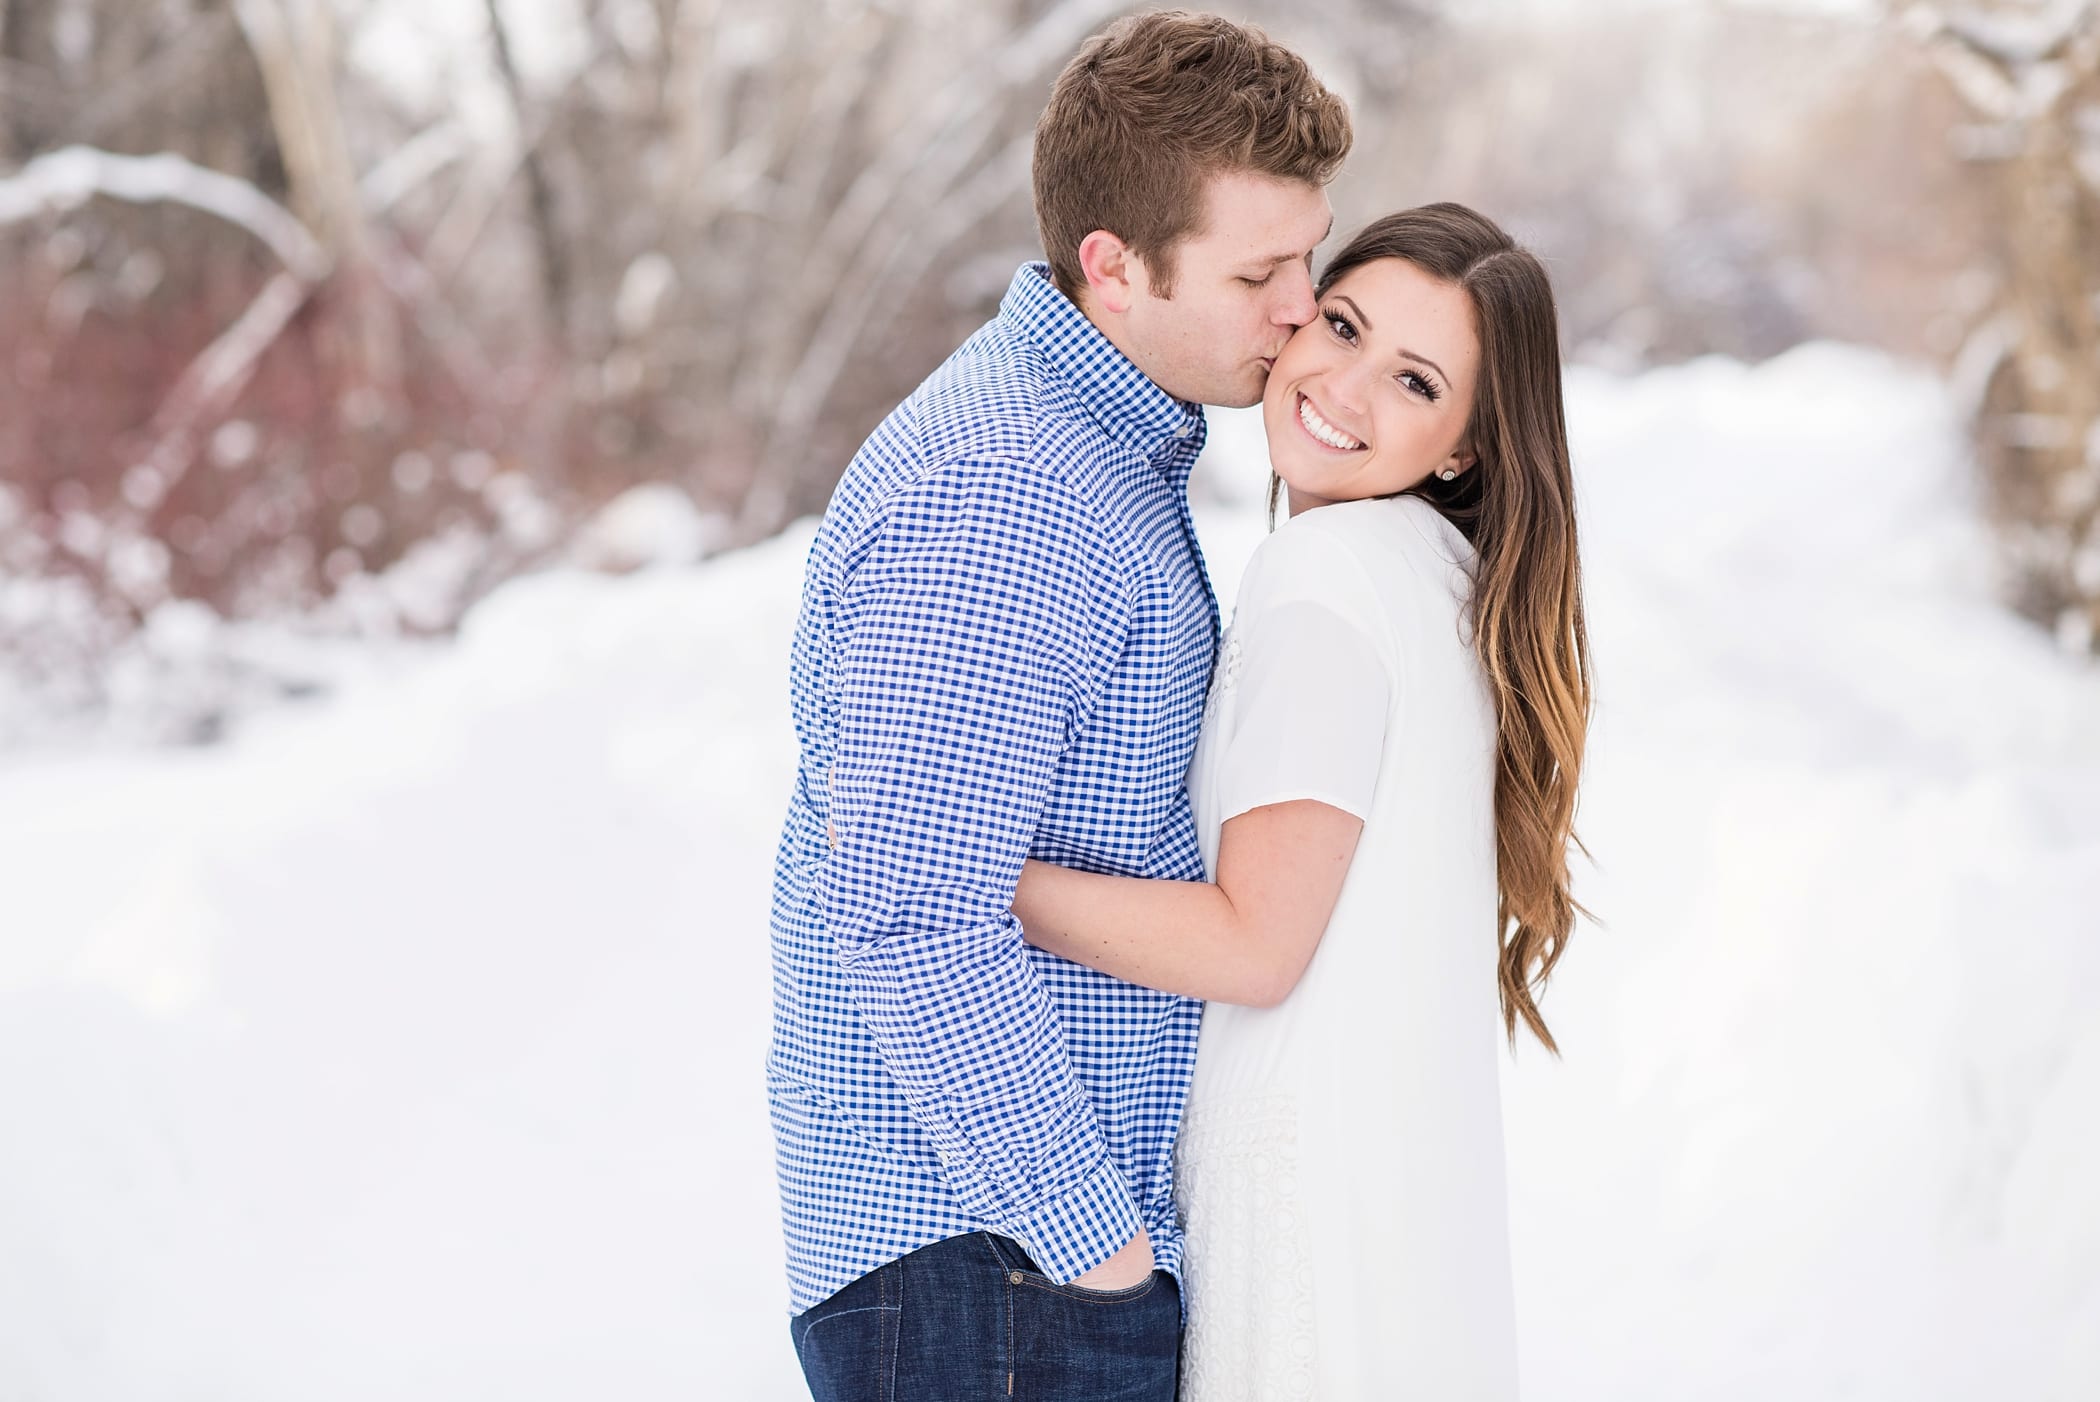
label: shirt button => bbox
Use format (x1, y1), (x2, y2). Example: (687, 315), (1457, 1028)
(1172, 419), (1194, 438)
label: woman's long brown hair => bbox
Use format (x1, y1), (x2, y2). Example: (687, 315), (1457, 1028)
(1296, 203), (1593, 1052)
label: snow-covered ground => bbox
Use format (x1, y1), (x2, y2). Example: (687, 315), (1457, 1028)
(2, 344), (2095, 1400)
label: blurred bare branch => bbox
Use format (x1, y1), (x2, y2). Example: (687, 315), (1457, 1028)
(0, 144), (326, 275)
(5, 0), (2095, 732)
(359, 121), (470, 219)
(135, 272), (316, 508)
(482, 0), (572, 344)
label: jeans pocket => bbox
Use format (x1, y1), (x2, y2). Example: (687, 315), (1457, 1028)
(981, 1232), (1169, 1305)
(1010, 1271), (1180, 1402)
(1014, 1269), (1165, 1305)
(980, 1234), (1179, 1402)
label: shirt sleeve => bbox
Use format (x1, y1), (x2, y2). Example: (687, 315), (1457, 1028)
(818, 459), (1142, 1283)
(1213, 597), (1390, 824)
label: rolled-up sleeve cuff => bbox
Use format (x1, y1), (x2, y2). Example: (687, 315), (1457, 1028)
(1008, 1156), (1144, 1283)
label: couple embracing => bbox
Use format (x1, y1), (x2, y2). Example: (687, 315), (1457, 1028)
(766, 11), (1591, 1399)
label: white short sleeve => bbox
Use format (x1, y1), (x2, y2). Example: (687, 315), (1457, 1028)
(1214, 599), (1390, 823)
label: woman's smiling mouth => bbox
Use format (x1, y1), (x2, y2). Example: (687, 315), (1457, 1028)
(1296, 392), (1365, 451)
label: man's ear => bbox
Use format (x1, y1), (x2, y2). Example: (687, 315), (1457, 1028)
(1078, 229), (1138, 315)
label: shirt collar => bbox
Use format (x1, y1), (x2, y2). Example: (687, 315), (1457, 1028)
(1000, 262), (1205, 464)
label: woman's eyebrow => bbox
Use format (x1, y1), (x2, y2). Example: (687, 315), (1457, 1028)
(1328, 294), (1448, 381)
(1398, 348), (1448, 381)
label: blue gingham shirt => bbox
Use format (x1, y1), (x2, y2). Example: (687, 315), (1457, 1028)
(767, 262), (1217, 1313)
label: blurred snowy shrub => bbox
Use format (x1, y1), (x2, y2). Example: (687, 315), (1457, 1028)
(567, 483), (726, 574)
(2, 0), (2093, 749)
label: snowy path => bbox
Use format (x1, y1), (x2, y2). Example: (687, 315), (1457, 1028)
(2, 346), (2095, 1399)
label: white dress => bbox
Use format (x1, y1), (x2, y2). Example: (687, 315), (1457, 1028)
(1176, 495), (1520, 1400)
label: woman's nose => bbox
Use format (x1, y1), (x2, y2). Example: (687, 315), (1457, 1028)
(1325, 361), (1373, 415)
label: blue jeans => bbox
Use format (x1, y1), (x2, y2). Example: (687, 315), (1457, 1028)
(790, 1232), (1181, 1402)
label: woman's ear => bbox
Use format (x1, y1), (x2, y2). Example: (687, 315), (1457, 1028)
(1078, 230), (1138, 315)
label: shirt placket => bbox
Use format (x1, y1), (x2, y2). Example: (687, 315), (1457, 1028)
(1155, 422), (1220, 651)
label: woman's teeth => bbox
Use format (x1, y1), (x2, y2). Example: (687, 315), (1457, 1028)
(1298, 395), (1363, 450)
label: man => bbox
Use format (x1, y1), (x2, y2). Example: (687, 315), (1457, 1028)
(768, 12), (1350, 1398)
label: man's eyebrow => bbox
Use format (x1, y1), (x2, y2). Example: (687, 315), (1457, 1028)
(1330, 294), (1449, 381)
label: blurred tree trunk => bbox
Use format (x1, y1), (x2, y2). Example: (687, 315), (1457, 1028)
(1910, 0), (2100, 649)
(0, 0), (60, 158)
(1996, 64), (2100, 641)
(232, 0), (403, 414)
(482, 0), (571, 345)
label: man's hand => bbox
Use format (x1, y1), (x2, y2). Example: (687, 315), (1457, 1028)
(1070, 1226), (1153, 1291)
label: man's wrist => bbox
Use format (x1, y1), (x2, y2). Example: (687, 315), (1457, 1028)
(1071, 1226), (1154, 1289)
(1009, 1155), (1142, 1283)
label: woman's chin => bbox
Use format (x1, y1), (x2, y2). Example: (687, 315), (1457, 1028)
(1277, 479), (1340, 517)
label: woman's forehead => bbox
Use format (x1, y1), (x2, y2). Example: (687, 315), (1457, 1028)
(1325, 261), (1479, 368)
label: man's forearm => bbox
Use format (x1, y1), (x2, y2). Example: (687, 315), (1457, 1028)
(830, 884), (1148, 1280)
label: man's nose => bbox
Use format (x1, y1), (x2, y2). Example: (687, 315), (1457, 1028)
(1272, 262), (1317, 327)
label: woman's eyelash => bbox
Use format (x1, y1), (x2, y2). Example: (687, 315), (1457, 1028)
(1400, 370), (1441, 402)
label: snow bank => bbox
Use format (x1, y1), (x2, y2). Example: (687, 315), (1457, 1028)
(1, 345), (2093, 1400)
(1502, 345), (2100, 1398)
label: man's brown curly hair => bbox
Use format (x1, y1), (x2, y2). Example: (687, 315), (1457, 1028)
(1032, 11), (1352, 301)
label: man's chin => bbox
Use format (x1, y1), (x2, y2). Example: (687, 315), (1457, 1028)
(1204, 375), (1268, 410)
(1164, 365), (1268, 409)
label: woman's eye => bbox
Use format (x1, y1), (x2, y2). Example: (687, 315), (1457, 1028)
(1324, 312), (1356, 342)
(1399, 371), (1441, 402)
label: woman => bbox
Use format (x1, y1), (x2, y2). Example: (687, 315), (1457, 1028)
(1011, 203), (1591, 1399)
